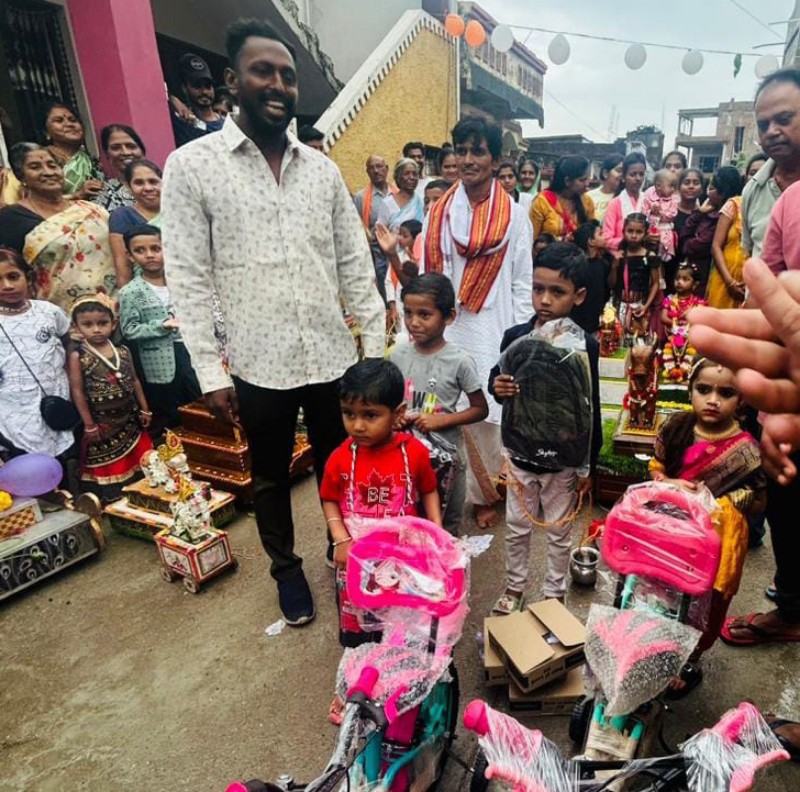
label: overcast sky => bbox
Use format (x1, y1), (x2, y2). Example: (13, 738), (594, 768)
(477, 0), (795, 148)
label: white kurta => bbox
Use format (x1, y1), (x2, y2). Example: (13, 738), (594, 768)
(421, 198), (534, 424)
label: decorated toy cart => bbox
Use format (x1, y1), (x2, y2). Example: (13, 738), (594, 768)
(0, 454), (105, 601)
(142, 434), (239, 593)
(155, 526), (236, 594)
(103, 431), (236, 541)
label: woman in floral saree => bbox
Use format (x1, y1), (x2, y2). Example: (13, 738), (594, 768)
(0, 143), (115, 313)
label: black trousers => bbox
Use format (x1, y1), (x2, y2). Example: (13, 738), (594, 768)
(143, 342), (202, 430)
(234, 377), (346, 582)
(767, 455), (800, 622)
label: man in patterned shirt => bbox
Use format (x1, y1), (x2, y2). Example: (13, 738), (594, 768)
(162, 18), (385, 627)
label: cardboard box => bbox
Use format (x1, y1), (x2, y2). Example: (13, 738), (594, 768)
(508, 667), (585, 714)
(483, 617), (510, 686)
(487, 599), (586, 693)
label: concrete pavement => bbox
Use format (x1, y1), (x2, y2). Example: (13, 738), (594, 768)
(2, 475), (798, 791)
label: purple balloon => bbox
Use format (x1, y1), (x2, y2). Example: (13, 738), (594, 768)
(0, 454), (63, 497)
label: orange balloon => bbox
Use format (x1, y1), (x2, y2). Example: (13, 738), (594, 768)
(444, 13), (465, 38)
(464, 20), (486, 48)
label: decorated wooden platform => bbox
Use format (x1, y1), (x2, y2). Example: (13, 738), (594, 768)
(104, 484), (236, 542)
(0, 492), (104, 601)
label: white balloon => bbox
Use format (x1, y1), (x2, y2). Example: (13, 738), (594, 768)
(490, 24), (514, 53)
(682, 50), (704, 76)
(755, 54), (780, 79)
(548, 34), (570, 65)
(624, 43), (647, 70)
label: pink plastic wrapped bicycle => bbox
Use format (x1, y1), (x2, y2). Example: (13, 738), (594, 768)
(226, 516), (470, 792)
(464, 698), (788, 791)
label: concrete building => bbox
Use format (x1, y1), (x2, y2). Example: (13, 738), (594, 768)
(675, 101), (759, 175)
(458, 1), (546, 155)
(314, 10), (458, 192)
(0, 0), (545, 184)
(0, 0), (344, 168)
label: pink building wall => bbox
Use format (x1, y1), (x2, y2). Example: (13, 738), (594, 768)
(65, 0), (174, 168)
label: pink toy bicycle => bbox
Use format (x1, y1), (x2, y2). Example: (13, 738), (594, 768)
(567, 482), (726, 762)
(226, 516), (469, 792)
(464, 698), (788, 791)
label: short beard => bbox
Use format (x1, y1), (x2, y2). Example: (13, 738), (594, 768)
(242, 98), (295, 139)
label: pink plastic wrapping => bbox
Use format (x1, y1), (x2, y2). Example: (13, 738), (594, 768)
(463, 700), (577, 792)
(681, 702), (790, 792)
(602, 482), (721, 596)
(336, 516), (470, 715)
(585, 604), (701, 716)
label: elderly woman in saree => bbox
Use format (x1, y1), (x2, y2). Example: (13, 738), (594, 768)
(380, 157), (424, 231)
(0, 143), (115, 312)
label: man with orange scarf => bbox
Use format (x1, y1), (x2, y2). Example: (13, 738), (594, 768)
(353, 155), (394, 302)
(421, 117), (533, 529)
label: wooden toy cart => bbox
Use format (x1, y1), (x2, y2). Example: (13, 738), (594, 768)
(154, 527), (237, 593)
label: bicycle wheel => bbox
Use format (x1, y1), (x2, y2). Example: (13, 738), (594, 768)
(569, 696), (594, 746)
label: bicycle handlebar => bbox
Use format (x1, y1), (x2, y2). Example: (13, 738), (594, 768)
(463, 700), (490, 737)
(347, 665), (379, 700)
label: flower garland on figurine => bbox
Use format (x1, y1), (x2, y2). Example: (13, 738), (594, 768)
(661, 326), (697, 383)
(660, 263), (706, 384)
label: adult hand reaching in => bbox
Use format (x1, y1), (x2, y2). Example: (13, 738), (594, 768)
(689, 258), (800, 480)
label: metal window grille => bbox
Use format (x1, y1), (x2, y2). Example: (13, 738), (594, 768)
(0, 0), (79, 143)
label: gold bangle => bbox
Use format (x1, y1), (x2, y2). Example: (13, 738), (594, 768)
(325, 517), (344, 524)
(332, 536), (352, 547)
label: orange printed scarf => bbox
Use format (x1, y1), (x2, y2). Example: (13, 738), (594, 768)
(425, 181), (513, 313)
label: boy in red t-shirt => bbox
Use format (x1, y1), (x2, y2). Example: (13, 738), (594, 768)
(321, 358), (441, 723)
(321, 359), (441, 643)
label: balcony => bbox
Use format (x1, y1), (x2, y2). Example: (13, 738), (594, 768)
(462, 57), (544, 123)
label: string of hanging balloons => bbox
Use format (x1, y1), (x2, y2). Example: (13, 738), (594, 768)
(443, 13), (781, 79)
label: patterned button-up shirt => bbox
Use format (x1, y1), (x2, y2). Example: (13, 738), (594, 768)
(161, 116), (385, 393)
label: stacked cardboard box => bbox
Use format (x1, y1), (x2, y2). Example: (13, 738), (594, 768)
(483, 600), (587, 714)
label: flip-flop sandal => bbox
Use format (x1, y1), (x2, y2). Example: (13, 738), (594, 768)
(765, 585), (778, 603)
(491, 591), (523, 616)
(665, 662), (703, 700)
(720, 613), (800, 646)
(768, 719), (800, 762)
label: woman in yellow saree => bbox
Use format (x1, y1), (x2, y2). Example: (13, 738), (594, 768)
(0, 143), (114, 313)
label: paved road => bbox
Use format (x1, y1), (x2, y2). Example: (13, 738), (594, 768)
(2, 475), (797, 790)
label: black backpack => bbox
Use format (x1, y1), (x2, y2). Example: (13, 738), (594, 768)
(500, 336), (592, 470)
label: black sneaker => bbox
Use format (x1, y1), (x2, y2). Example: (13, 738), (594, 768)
(277, 573), (315, 626)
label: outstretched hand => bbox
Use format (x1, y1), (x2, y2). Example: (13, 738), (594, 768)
(689, 259), (800, 480)
(374, 222), (398, 255)
(689, 259), (800, 415)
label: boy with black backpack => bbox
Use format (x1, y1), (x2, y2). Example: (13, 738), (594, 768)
(489, 243), (602, 613)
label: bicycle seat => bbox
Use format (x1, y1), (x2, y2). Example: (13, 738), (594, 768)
(602, 483), (721, 596)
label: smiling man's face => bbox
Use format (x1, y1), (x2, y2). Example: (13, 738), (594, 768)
(228, 36), (298, 137)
